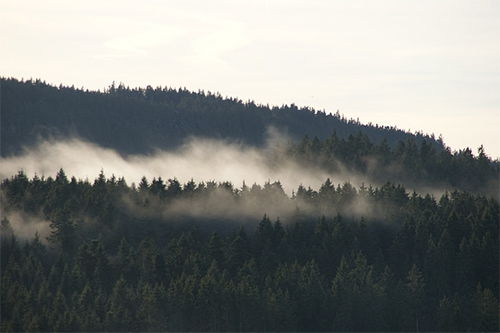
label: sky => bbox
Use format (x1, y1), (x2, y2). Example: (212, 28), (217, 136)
(1, 0), (499, 157)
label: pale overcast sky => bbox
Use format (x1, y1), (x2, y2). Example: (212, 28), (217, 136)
(1, 0), (499, 157)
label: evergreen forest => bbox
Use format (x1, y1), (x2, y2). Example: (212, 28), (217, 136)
(0, 78), (499, 331)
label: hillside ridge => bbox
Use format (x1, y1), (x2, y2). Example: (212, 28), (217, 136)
(1, 77), (442, 156)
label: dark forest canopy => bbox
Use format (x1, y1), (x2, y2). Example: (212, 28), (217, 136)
(1, 77), (445, 156)
(289, 133), (499, 196)
(1, 171), (498, 331)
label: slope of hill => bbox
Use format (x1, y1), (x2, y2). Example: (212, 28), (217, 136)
(0, 78), (442, 156)
(1, 77), (498, 332)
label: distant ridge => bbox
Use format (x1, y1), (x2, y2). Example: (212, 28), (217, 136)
(1, 77), (442, 156)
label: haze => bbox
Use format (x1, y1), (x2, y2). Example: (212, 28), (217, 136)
(0, 136), (355, 195)
(1, 0), (499, 157)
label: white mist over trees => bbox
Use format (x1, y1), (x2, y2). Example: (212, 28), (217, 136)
(1, 78), (498, 332)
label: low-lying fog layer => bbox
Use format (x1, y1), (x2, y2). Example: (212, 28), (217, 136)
(1, 132), (453, 240)
(0, 134), (370, 194)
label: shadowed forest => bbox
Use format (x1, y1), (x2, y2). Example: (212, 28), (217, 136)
(1, 78), (443, 156)
(0, 78), (499, 332)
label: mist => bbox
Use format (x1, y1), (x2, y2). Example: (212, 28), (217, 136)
(0, 131), (370, 195)
(119, 181), (383, 224)
(0, 209), (51, 242)
(1, 131), (451, 240)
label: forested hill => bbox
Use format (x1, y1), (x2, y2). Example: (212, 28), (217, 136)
(1, 172), (498, 331)
(1, 77), (442, 156)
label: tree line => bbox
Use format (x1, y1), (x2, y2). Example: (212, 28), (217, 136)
(289, 132), (499, 196)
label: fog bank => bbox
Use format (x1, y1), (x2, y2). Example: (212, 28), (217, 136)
(0, 134), (368, 194)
